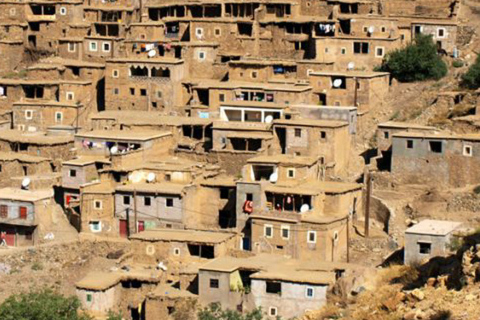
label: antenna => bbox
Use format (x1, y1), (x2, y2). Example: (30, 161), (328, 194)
(269, 172), (278, 183)
(21, 177), (31, 190)
(265, 115), (274, 124)
(300, 204), (310, 213)
(333, 79), (343, 88)
(147, 172), (156, 183)
(347, 62), (355, 70)
(368, 26), (375, 34)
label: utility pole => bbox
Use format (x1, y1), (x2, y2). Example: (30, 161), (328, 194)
(346, 214), (350, 263)
(353, 77), (358, 107)
(133, 190), (138, 234)
(126, 207), (131, 238)
(364, 169), (372, 238)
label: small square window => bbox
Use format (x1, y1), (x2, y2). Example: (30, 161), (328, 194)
(295, 128), (302, 137)
(269, 307), (277, 316)
(86, 294), (92, 302)
(123, 196), (130, 205)
(69, 169), (76, 177)
(419, 242), (431, 254)
(281, 226), (290, 239)
(429, 141), (443, 153)
(195, 28), (204, 37)
(324, 48), (329, 53)
(219, 93), (225, 102)
(198, 51), (206, 60)
(25, 110), (33, 120)
(173, 248), (180, 256)
(55, 112), (63, 123)
(157, 91), (162, 99)
(89, 221), (101, 232)
(210, 279), (219, 288)
(140, 89), (147, 96)
(307, 231), (316, 243)
(251, 71), (258, 79)
(102, 42), (111, 52)
(463, 145), (473, 157)
(384, 131), (389, 139)
(130, 88), (135, 95)
(341, 47), (346, 55)
(320, 131), (327, 139)
(166, 198), (174, 207)
(89, 41), (98, 52)
(363, 26), (368, 32)
(94, 200), (102, 209)
(144, 197), (151, 206)
(66, 92), (74, 101)
(246, 193), (253, 201)
(437, 28), (446, 38)
(113, 88), (119, 95)
(306, 286), (314, 298)
(381, 26), (386, 32)
(112, 69), (119, 78)
(60, 7), (67, 15)
(375, 47), (385, 58)
(214, 28), (221, 36)
(68, 43), (76, 52)
(406, 140), (414, 149)
(264, 224), (273, 238)
(287, 169), (295, 178)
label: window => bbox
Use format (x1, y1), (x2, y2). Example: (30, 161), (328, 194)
(89, 221), (101, 232)
(102, 42), (111, 52)
(246, 193), (253, 201)
(0, 205), (7, 218)
(437, 28), (446, 38)
(324, 48), (329, 53)
(25, 110), (33, 120)
(214, 28), (221, 36)
(264, 224), (273, 238)
(86, 294), (92, 302)
(295, 128), (302, 137)
(19, 206), (27, 219)
(463, 145), (473, 157)
(418, 242), (431, 254)
(210, 279), (219, 288)
(54, 112), (63, 123)
(307, 231), (316, 243)
(306, 286), (315, 298)
(375, 47), (385, 58)
(113, 88), (119, 95)
(157, 91), (162, 99)
(195, 28), (204, 37)
(281, 226), (290, 239)
(68, 43), (76, 52)
(406, 140), (414, 149)
(173, 248), (180, 256)
(251, 71), (258, 79)
(353, 42), (369, 54)
(94, 200), (102, 209)
(219, 93), (225, 102)
(140, 89), (147, 96)
(198, 51), (206, 60)
(266, 282), (281, 294)
(66, 92), (74, 101)
(60, 7), (67, 15)
(220, 188), (229, 199)
(269, 307), (278, 316)
(341, 47), (346, 55)
(69, 169), (76, 177)
(381, 26), (386, 32)
(123, 196), (130, 205)
(112, 69), (119, 78)
(363, 26), (368, 32)
(287, 168), (295, 178)
(320, 131), (327, 140)
(384, 131), (389, 139)
(429, 141), (443, 153)
(166, 198), (174, 207)
(89, 41), (98, 52)
(144, 196), (151, 206)
(130, 88), (135, 96)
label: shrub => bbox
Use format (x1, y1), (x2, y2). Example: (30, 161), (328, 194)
(452, 60), (464, 68)
(377, 34), (447, 82)
(462, 54), (480, 89)
(198, 303), (264, 320)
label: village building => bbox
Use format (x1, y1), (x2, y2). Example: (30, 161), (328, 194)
(144, 284), (197, 320)
(404, 219), (462, 265)
(391, 131), (480, 187)
(0, 152), (53, 188)
(78, 182), (116, 236)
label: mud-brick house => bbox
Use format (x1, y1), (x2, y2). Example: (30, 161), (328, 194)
(199, 176), (237, 229)
(0, 21), (27, 74)
(0, 130), (74, 161)
(0, 188), (53, 246)
(404, 219), (462, 265)
(104, 57), (186, 111)
(308, 71), (390, 114)
(198, 254), (355, 319)
(0, 152), (53, 188)
(271, 118), (351, 175)
(79, 182), (116, 236)
(76, 268), (162, 319)
(391, 131), (480, 187)
(129, 228), (239, 263)
(74, 130), (174, 168)
(145, 284), (197, 320)
(411, 19), (458, 54)
(114, 182), (194, 235)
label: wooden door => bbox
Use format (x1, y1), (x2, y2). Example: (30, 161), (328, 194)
(119, 219), (128, 238)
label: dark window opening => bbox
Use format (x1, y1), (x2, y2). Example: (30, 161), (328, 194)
(353, 42), (369, 54)
(188, 244), (215, 258)
(252, 165), (275, 181)
(121, 280), (142, 289)
(321, 131), (327, 139)
(144, 197), (151, 206)
(266, 281), (282, 294)
(123, 196), (130, 205)
(130, 66), (148, 77)
(429, 141), (443, 153)
(23, 86), (44, 99)
(70, 67), (80, 76)
(419, 242), (431, 254)
(210, 279), (219, 288)
(295, 128), (302, 137)
(384, 131), (389, 139)
(151, 67), (170, 78)
(166, 198), (174, 207)
(267, 193), (311, 212)
(331, 76), (347, 89)
(196, 89), (209, 106)
(29, 22), (40, 32)
(220, 188), (230, 199)
(204, 5), (222, 17)
(238, 23), (253, 36)
(406, 140), (414, 149)
(246, 193), (253, 201)
(140, 89), (147, 96)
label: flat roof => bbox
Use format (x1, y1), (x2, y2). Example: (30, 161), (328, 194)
(212, 121), (271, 131)
(0, 130), (73, 145)
(250, 268), (335, 285)
(199, 176), (237, 188)
(129, 228), (236, 244)
(264, 180), (362, 195)
(76, 266), (163, 290)
(107, 57), (184, 64)
(378, 121), (436, 131)
(310, 70), (390, 78)
(290, 104), (357, 111)
(392, 131), (480, 141)
(0, 152), (50, 163)
(273, 118), (348, 128)
(406, 219), (462, 236)
(187, 79), (312, 92)
(247, 155), (319, 166)
(90, 111), (212, 126)
(75, 130), (171, 141)
(63, 155), (111, 166)
(0, 188), (53, 202)
(116, 182), (187, 195)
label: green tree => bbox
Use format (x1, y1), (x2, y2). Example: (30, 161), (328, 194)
(198, 303), (265, 320)
(0, 289), (92, 320)
(107, 310), (123, 320)
(377, 34), (447, 82)
(461, 54), (480, 89)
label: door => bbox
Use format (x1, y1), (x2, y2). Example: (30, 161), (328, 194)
(2, 226), (15, 246)
(119, 219), (128, 238)
(0, 205), (7, 218)
(137, 221), (145, 232)
(19, 206), (27, 219)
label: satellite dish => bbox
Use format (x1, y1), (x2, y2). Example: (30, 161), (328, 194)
(368, 26), (375, 34)
(300, 204), (310, 213)
(347, 62), (355, 70)
(333, 79), (343, 88)
(147, 172), (156, 183)
(110, 146), (118, 154)
(265, 115), (274, 123)
(269, 172), (278, 183)
(21, 177), (31, 189)
(148, 50), (156, 57)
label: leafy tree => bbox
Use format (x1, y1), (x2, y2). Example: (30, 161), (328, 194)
(198, 303), (265, 320)
(461, 54), (480, 89)
(377, 34), (447, 82)
(107, 310), (123, 320)
(0, 289), (91, 320)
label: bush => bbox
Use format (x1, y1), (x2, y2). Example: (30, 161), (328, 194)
(0, 289), (92, 320)
(198, 303), (264, 320)
(377, 34), (447, 82)
(452, 60), (464, 68)
(461, 54), (480, 89)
